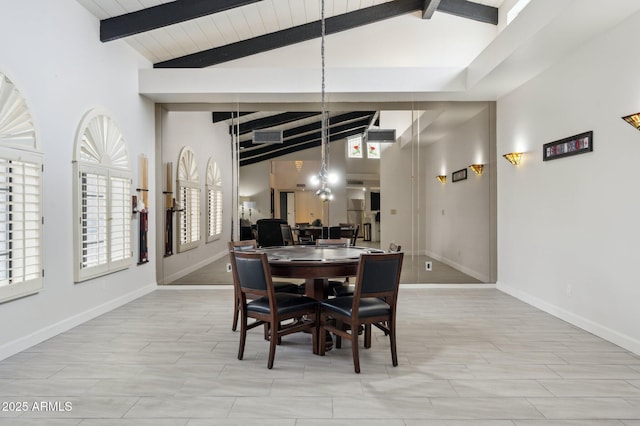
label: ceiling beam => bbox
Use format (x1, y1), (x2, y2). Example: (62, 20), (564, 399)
(437, 0), (498, 25)
(422, 0), (442, 19)
(100, 0), (261, 42)
(239, 112), (375, 149)
(231, 112), (320, 135)
(155, 0), (424, 68)
(240, 126), (368, 166)
(211, 111), (254, 123)
(240, 116), (372, 160)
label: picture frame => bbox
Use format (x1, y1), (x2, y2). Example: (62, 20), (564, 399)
(543, 130), (593, 161)
(452, 168), (467, 182)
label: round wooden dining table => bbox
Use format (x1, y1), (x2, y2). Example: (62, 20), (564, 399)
(256, 245), (384, 353)
(258, 245), (382, 300)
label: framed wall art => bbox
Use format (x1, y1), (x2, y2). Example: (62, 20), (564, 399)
(452, 168), (467, 182)
(543, 131), (593, 161)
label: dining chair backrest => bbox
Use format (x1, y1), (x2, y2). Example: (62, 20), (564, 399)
(355, 252), (404, 299)
(256, 218), (287, 247)
(350, 224), (360, 246)
(228, 239), (257, 252)
(232, 251), (272, 295)
(316, 238), (349, 247)
(329, 226), (342, 239)
(280, 224), (295, 246)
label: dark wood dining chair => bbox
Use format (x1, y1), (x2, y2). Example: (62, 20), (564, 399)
(230, 250), (318, 369)
(319, 251), (404, 373)
(228, 240), (299, 332)
(329, 226), (342, 239)
(350, 224), (360, 247)
(333, 242), (402, 297)
(280, 223), (295, 246)
(315, 238), (351, 293)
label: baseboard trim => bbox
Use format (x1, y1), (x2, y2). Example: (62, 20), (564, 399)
(425, 250), (490, 282)
(498, 282), (640, 356)
(0, 283), (157, 361)
(163, 250), (228, 284)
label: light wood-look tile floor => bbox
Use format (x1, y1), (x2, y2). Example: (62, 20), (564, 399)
(1, 288), (640, 425)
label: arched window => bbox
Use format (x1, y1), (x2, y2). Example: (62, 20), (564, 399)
(177, 146), (200, 252)
(73, 108), (132, 282)
(0, 72), (43, 302)
(206, 158), (222, 242)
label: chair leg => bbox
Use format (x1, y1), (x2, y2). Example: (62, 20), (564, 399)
(277, 322), (282, 345)
(238, 312), (247, 360)
(351, 327), (361, 374)
(389, 318), (398, 367)
(335, 320), (343, 348)
(267, 321), (277, 369)
(319, 314), (326, 356)
(231, 293), (239, 331)
(364, 324), (372, 348)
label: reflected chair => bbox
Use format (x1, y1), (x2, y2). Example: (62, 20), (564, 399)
(350, 224), (360, 247)
(231, 250), (318, 369)
(228, 240), (299, 332)
(319, 251), (404, 373)
(256, 218), (288, 247)
(329, 226), (342, 239)
(280, 224), (295, 246)
(316, 238), (352, 294)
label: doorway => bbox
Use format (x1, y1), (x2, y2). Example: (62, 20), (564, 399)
(279, 191), (295, 225)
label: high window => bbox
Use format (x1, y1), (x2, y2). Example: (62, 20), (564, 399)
(177, 147), (200, 252)
(73, 109), (132, 282)
(0, 73), (43, 303)
(367, 142), (381, 159)
(348, 135), (363, 158)
(206, 158), (222, 242)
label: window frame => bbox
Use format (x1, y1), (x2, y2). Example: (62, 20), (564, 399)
(0, 72), (43, 303)
(0, 147), (43, 303)
(347, 135), (363, 158)
(205, 158), (222, 243)
(72, 109), (132, 283)
(176, 146), (201, 252)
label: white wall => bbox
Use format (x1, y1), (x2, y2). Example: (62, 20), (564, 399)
(0, 0), (156, 359)
(424, 105), (494, 281)
(159, 112), (233, 283)
(497, 10), (640, 354)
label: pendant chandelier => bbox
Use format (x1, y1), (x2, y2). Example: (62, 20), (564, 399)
(310, 0), (337, 200)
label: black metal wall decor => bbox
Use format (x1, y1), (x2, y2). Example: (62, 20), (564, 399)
(543, 131), (593, 161)
(139, 210), (149, 264)
(164, 162), (174, 257)
(137, 154), (149, 265)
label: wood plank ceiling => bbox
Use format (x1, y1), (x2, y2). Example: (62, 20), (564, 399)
(78, 0), (502, 165)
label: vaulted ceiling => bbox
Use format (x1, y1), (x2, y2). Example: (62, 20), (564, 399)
(77, 0), (502, 164)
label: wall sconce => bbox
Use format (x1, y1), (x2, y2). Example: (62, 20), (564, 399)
(502, 152), (522, 166)
(622, 112), (640, 131)
(436, 175), (447, 184)
(469, 164), (484, 175)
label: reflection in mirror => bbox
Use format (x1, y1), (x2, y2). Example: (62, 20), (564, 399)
(236, 102), (496, 284)
(159, 102), (495, 285)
